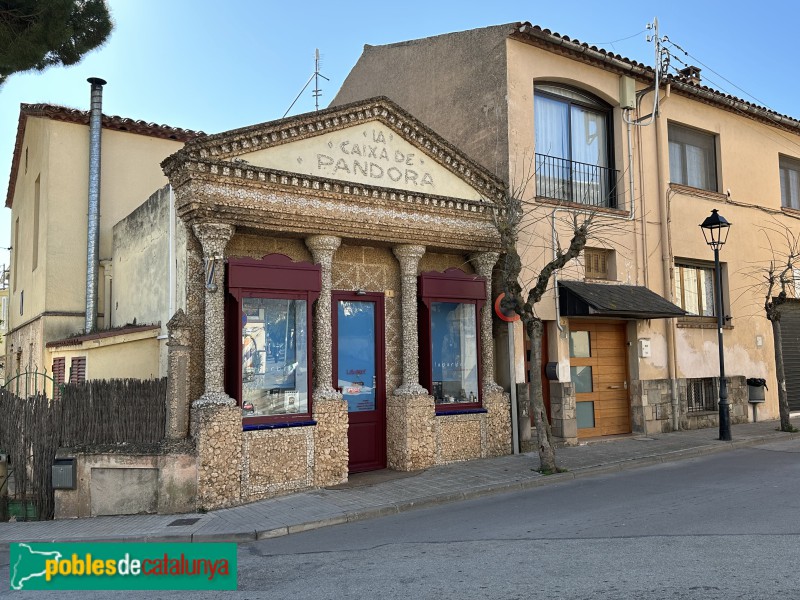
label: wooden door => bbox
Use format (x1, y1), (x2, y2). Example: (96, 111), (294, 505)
(333, 292), (386, 472)
(570, 322), (630, 437)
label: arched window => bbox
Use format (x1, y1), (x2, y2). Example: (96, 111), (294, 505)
(534, 83), (616, 208)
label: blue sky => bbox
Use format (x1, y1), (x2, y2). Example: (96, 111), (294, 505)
(1, 0), (796, 267)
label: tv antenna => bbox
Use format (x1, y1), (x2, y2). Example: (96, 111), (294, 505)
(283, 48), (330, 118)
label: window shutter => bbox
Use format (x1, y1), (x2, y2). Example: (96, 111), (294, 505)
(52, 357), (66, 399)
(585, 249), (609, 280)
(69, 357), (86, 384)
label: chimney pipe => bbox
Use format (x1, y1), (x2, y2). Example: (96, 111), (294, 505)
(85, 77), (106, 334)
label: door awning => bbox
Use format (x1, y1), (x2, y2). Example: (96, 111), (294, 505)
(558, 281), (686, 319)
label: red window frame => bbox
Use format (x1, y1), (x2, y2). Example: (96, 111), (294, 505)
(418, 268), (486, 413)
(226, 254), (320, 426)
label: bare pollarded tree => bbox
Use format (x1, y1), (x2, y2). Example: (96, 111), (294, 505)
(493, 160), (629, 472)
(759, 224), (800, 432)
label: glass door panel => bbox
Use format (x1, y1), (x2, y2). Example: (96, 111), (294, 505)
(337, 300), (376, 413)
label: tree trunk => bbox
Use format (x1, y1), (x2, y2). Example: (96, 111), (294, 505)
(771, 318), (792, 432)
(527, 320), (556, 472)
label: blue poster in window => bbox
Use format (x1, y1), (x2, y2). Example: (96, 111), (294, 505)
(337, 301), (376, 412)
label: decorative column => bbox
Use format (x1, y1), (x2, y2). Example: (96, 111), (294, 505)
(305, 235), (348, 486)
(469, 251), (511, 458)
(190, 222), (240, 511)
(192, 222), (236, 406)
(469, 251), (502, 393)
(165, 309), (191, 440)
(305, 235), (342, 398)
(388, 244), (434, 471)
(392, 244), (427, 395)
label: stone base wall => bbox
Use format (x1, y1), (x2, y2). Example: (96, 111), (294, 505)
(484, 389), (512, 457)
(193, 404), (242, 511)
(631, 376), (750, 433)
(435, 413), (484, 464)
(680, 376), (749, 431)
(241, 426), (314, 502)
(549, 382), (577, 445)
(434, 394), (513, 464)
(631, 379), (675, 435)
(54, 444), (197, 519)
(312, 395), (349, 486)
(386, 392), (435, 471)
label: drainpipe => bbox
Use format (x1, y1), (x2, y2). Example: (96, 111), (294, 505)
(625, 109), (639, 285)
(654, 112), (680, 431)
(85, 77), (106, 334)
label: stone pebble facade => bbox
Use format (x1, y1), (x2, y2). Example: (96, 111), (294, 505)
(185, 236), (512, 508)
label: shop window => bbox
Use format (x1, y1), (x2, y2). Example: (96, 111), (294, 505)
(226, 254), (320, 426)
(780, 155), (800, 210)
(241, 297), (308, 419)
(668, 123), (718, 192)
(419, 269), (485, 411)
(674, 262), (717, 317)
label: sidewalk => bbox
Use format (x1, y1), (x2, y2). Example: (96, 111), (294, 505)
(1, 419), (797, 544)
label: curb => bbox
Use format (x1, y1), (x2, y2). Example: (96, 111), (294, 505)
(4, 431), (796, 545)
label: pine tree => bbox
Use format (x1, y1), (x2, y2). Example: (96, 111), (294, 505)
(0, 0), (112, 86)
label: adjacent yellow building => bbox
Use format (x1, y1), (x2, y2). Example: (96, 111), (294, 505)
(5, 102), (200, 384)
(333, 22), (800, 438)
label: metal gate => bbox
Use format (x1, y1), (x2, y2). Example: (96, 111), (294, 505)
(781, 301), (800, 411)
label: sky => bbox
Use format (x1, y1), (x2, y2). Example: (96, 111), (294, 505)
(1, 0), (797, 268)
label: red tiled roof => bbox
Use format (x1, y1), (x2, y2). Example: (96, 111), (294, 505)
(46, 324), (161, 348)
(5, 104), (205, 208)
(513, 22), (800, 132)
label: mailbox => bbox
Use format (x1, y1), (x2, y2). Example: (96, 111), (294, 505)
(545, 362), (559, 381)
(52, 458), (76, 490)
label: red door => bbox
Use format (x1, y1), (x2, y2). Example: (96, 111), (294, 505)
(333, 292), (386, 472)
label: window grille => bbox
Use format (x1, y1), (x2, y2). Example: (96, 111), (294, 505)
(687, 377), (717, 412)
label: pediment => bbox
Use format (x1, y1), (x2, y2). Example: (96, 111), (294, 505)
(168, 98), (504, 204)
(238, 120), (482, 200)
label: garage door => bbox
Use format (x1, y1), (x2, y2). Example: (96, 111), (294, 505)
(781, 302), (800, 411)
(569, 322), (630, 437)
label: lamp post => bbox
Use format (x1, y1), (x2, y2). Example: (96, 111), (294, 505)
(700, 209), (732, 441)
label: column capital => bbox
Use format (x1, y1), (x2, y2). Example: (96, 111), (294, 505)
(192, 222), (235, 257)
(305, 235), (342, 258)
(167, 308), (191, 348)
(469, 251), (500, 278)
(393, 244), (426, 266)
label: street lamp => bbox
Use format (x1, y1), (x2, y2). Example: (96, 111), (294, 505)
(700, 208), (732, 441)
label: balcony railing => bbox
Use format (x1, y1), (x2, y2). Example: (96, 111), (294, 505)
(535, 153), (619, 209)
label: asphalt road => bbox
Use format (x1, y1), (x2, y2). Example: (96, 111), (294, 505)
(2, 438), (800, 598)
